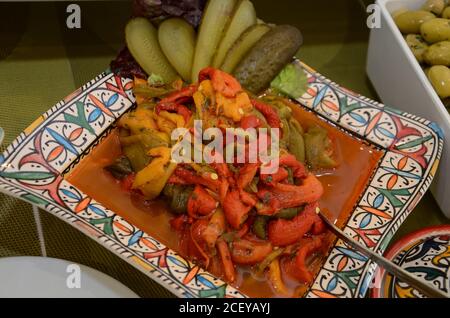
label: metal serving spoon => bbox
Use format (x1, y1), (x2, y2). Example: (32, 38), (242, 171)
(316, 208), (449, 298)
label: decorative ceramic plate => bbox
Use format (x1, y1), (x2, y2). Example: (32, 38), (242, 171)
(0, 60), (443, 298)
(372, 225), (450, 298)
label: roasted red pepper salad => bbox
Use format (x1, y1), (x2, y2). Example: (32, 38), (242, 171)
(105, 67), (339, 296)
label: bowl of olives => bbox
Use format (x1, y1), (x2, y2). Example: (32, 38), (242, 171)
(367, 0), (450, 218)
(394, 0), (450, 102)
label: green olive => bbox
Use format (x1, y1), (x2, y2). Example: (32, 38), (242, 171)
(442, 7), (450, 19)
(421, 18), (450, 43)
(394, 10), (435, 34)
(428, 65), (450, 98)
(424, 41), (450, 65)
(422, 0), (446, 16)
(406, 34), (429, 62)
(392, 8), (409, 19)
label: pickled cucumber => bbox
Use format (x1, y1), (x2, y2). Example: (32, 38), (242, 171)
(212, 0), (257, 68)
(257, 18), (265, 25)
(220, 24), (271, 73)
(191, 0), (237, 83)
(158, 18), (196, 82)
(125, 18), (178, 83)
(233, 25), (303, 93)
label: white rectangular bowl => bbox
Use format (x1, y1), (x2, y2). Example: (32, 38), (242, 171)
(367, 0), (450, 218)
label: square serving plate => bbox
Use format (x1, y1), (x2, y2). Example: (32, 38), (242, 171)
(0, 60), (443, 298)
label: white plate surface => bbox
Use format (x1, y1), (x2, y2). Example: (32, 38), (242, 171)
(0, 257), (139, 298)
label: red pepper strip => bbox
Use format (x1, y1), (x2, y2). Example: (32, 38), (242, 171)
(198, 164), (231, 203)
(187, 185), (218, 218)
(251, 99), (281, 129)
(268, 202), (320, 247)
(168, 174), (188, 185)
(170, 214), (189, 232)
(281, 244), (300, 257)
(260, 167), (289, 186)
(174, 168), (222, 194)
(236, 222), (250, 238)
(198, 67), (242, 98)
(198, 67), (215, 82)
(190, 220), (211, 268)
(216, 238), (236, 283)
(202, 210), (226, 249)
(274, 174), (323, 209)
(211, 163), (235, 187)
(156, 102), (192, 124)
(120, 173), (135, 192)
(223, 189), (252, 229)
(211, 163), (232, 178)
(312, 217), (326, 235)
(242, 231), (269, 244)
(256, 204), (278, 216)
(239, 189), (257, 207)
(282, 236), (324, 284)
(279, 154), (307, 179)
(255, 189), (280, 215)
(237, 163), (259, 189)
(240, 115), (262, 130)
(257, 174), (323, 211)
(218, 178), (230, 204)
(231, 239), (273, 265)
(158, 84), (197, 105)
(208, 255), (226, 280)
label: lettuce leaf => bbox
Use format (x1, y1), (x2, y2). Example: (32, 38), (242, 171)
(148, 73), (165, 86)
(270, 63), (308, 100)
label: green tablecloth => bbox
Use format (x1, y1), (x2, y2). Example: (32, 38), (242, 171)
(0, 0), (448, 298)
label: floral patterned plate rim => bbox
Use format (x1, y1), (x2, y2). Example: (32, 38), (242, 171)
(0, 60), (443, 298)
(371, 225), (450, 298)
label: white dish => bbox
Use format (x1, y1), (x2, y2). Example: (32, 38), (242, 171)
(0, 257), (139, 298)
(367, 0), (450, 218)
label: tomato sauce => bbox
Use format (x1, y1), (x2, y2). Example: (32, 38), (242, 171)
(66, 105), (383, 298)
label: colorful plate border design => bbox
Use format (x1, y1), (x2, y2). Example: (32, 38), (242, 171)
(371, 225), (450, 298)
(0, 60), (443, 298)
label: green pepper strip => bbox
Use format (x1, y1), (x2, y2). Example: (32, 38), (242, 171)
(105, 156), (134, 179)
(255, 248), (285, 277)
(304, 125), (337, 170)
(245, 176), (260, 194)
(275, 207), (300, 220)
(288, 118), (305, 163)
(286, 167), (294, 184)
(133, 86), (173, 98)
(280, 118), (291, 149)
(163, 184), (194, 215)
(253, 215), (270, 240)
(122, 143), (149, 172)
